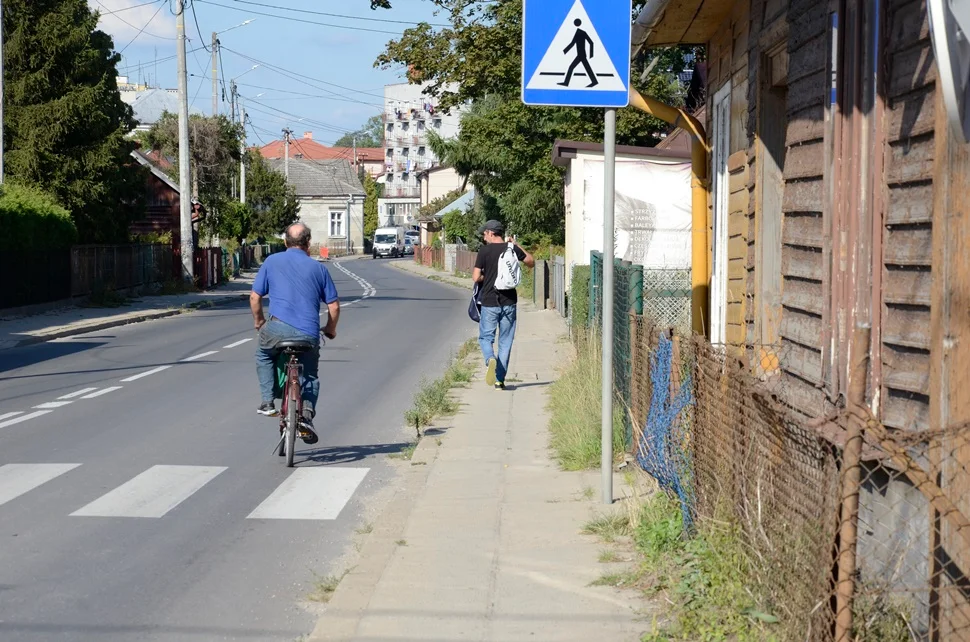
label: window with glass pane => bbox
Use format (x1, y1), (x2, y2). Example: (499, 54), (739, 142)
(330, 210), (344, 237)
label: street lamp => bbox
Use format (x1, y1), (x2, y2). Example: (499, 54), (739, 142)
(212, 19), (255, 115)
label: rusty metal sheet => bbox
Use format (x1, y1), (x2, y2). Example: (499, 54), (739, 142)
(782, 212), (824, 248)
(882, 266), (932, 306)
(883, 226), (933, 266)
(886, 183), (934, 224)
(886, 137), (935, 184)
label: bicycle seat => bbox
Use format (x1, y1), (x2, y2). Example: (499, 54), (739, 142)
(277, 340), (314, 353)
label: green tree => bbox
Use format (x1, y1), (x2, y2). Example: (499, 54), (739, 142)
(217, 201), (251, 244)
(244, 151), (300, 239)
(3, 0), (147, 243)
(147, 112), (243, 236)
(376, 0), (696, 241)
(334, 115), (385, 148)
(362, 172), (382, 238)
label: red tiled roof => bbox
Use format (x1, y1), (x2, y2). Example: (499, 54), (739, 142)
(259, 141), (384, 163)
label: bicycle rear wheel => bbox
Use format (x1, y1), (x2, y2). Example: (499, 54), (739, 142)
(284, 391), (297, 467)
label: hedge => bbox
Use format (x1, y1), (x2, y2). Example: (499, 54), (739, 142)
(0, 183), (76, 251)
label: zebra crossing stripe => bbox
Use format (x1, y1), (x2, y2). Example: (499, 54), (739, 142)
(247, 468), (369, 520)
(71, 465), (227, 518)
(0, 464), (81, 507)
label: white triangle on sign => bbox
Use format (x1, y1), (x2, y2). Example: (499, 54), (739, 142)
(526, 0), (625, 92)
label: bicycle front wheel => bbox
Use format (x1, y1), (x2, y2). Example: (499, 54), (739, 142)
(284, 393), (297, 467)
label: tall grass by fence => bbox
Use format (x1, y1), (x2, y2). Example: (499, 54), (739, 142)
(576, 248), (970, 640)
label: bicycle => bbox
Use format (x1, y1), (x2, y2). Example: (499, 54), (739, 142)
(272, 337), (320, 467)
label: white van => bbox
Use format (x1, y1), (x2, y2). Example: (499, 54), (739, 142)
(373, 227), (405, 258)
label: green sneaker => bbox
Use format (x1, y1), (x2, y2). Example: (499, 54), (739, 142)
(485, 358), (497, 386)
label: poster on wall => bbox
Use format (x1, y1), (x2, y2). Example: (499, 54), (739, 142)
(582, 159), (692, 269)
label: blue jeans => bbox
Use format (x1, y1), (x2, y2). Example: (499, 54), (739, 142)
(478, 305), (517, 383)
(255, 319), (320, 415)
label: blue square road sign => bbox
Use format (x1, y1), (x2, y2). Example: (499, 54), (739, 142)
(521, 0), (632, 108)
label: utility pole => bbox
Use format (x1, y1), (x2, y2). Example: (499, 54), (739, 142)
(239, 102), (246, 204)
(283, 128), (293, 180)
(176, 0), (194, 281)
(211, 32), (219, 116)
(601, 108), (617, 504)
(353, 135), (357, 175)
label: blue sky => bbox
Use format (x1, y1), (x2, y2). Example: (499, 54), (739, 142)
(91, 0), (442, 145)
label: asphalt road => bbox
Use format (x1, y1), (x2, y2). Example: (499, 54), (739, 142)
(0, 258), (472, 642)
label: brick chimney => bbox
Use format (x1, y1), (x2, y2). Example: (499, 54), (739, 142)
(303, 131), (313, 140)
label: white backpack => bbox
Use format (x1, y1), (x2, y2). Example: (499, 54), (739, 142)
(495, 242), (521, 290)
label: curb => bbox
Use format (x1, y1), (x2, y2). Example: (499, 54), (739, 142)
(8, 293), (249, 349)
(389, 261), (470, 291)
(307, 435), (441, 641)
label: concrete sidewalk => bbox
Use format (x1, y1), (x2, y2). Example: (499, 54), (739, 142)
(309, 304), (644, 641)
(0, 273), (255, 350)
(391, 259), (472, 290)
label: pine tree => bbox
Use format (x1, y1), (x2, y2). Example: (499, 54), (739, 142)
(3, 0), (145, 243)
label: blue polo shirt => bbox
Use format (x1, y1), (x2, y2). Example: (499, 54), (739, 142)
(252, 248), (339, 337)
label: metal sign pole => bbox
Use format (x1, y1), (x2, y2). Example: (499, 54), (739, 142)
(601, 107), (616, 505)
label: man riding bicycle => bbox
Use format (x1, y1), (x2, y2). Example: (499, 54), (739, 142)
(250, 223), (340, 445)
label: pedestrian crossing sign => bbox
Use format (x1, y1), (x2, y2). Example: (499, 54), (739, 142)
(522, 0), (632, 108)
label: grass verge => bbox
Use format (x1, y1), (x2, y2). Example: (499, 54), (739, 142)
(396, 338), (478, 459)
(548, 335), (625, 470)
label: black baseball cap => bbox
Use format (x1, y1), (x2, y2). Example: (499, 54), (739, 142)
(477, 220), (505, 236)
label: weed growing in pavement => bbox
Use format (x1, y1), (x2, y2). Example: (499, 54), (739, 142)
(83, 282), (129, 308)
(548, 337), (625, 470)
(388, 443), (417, 461)
(395, 539), (407, 546)
(598, 549), (622, 563)
(402, 339), (479, 430)
(580, 485), (595, 500)
(308, 570), (347, 603)
(582, 513), (632, 543)
(355, 522), (374, 535)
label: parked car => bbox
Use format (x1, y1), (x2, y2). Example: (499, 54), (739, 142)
(403, 237), (415, 255)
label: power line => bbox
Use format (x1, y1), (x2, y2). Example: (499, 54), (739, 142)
(190, 2), (212, 53)
(188, 73), (383, 108)
(194, 0), (404, 35)
(212, 0), (449, 27)
(96, 0), (165, 16)
(93, 0), (175, 42)
(221, 47), (386, 102)
(243, 100), (352, 137)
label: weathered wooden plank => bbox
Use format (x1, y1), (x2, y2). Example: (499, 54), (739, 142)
(729, 210), (748, 238)
(888, 43), (937, 98)
(883, 266), (932, 306)
(887, 135), (935, 184)
(781, 308), (823, 350)
(728, 237), (747, 262)
(886, 182), (934, 224)
(729, 189), (749, 216)
(726, 320), (746, 345)
(781, 338), (824, 384)
(727, 280), (746, 304)
(788, 31), (827, 84)
(788, 0), (826, 50)
(887, 0), (930, 52)
(787, 104), (825, 145)
(729, 257), (747, 280)
(887, 86), (936, 141)
(884, 225), (933, 266)
(881, 391), (930, 431)
(883, 304), (932, 350)
(788, 70), (826, 113)
(728, 150), (747, 174)
(784, 141), (825, 180)
(780, 371), (826, 419)
(783, 178), (823, 212)
(883, 344), (931, 395)
(782, 245), (823, 280)
(782, 277), (824, 315)
(783, 212), (824, 248)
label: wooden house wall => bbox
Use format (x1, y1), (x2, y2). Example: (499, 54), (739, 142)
(881, 0), (935, 431)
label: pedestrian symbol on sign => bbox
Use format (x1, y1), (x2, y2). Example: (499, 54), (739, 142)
(524, 0), (625, 93)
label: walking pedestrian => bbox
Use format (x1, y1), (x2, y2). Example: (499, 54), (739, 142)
(472, 220), (535, 390)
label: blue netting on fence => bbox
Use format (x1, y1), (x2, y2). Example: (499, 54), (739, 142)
(635, 333), (695, 531)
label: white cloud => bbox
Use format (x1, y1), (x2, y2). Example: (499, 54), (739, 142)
(89, 0), (177, 44)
